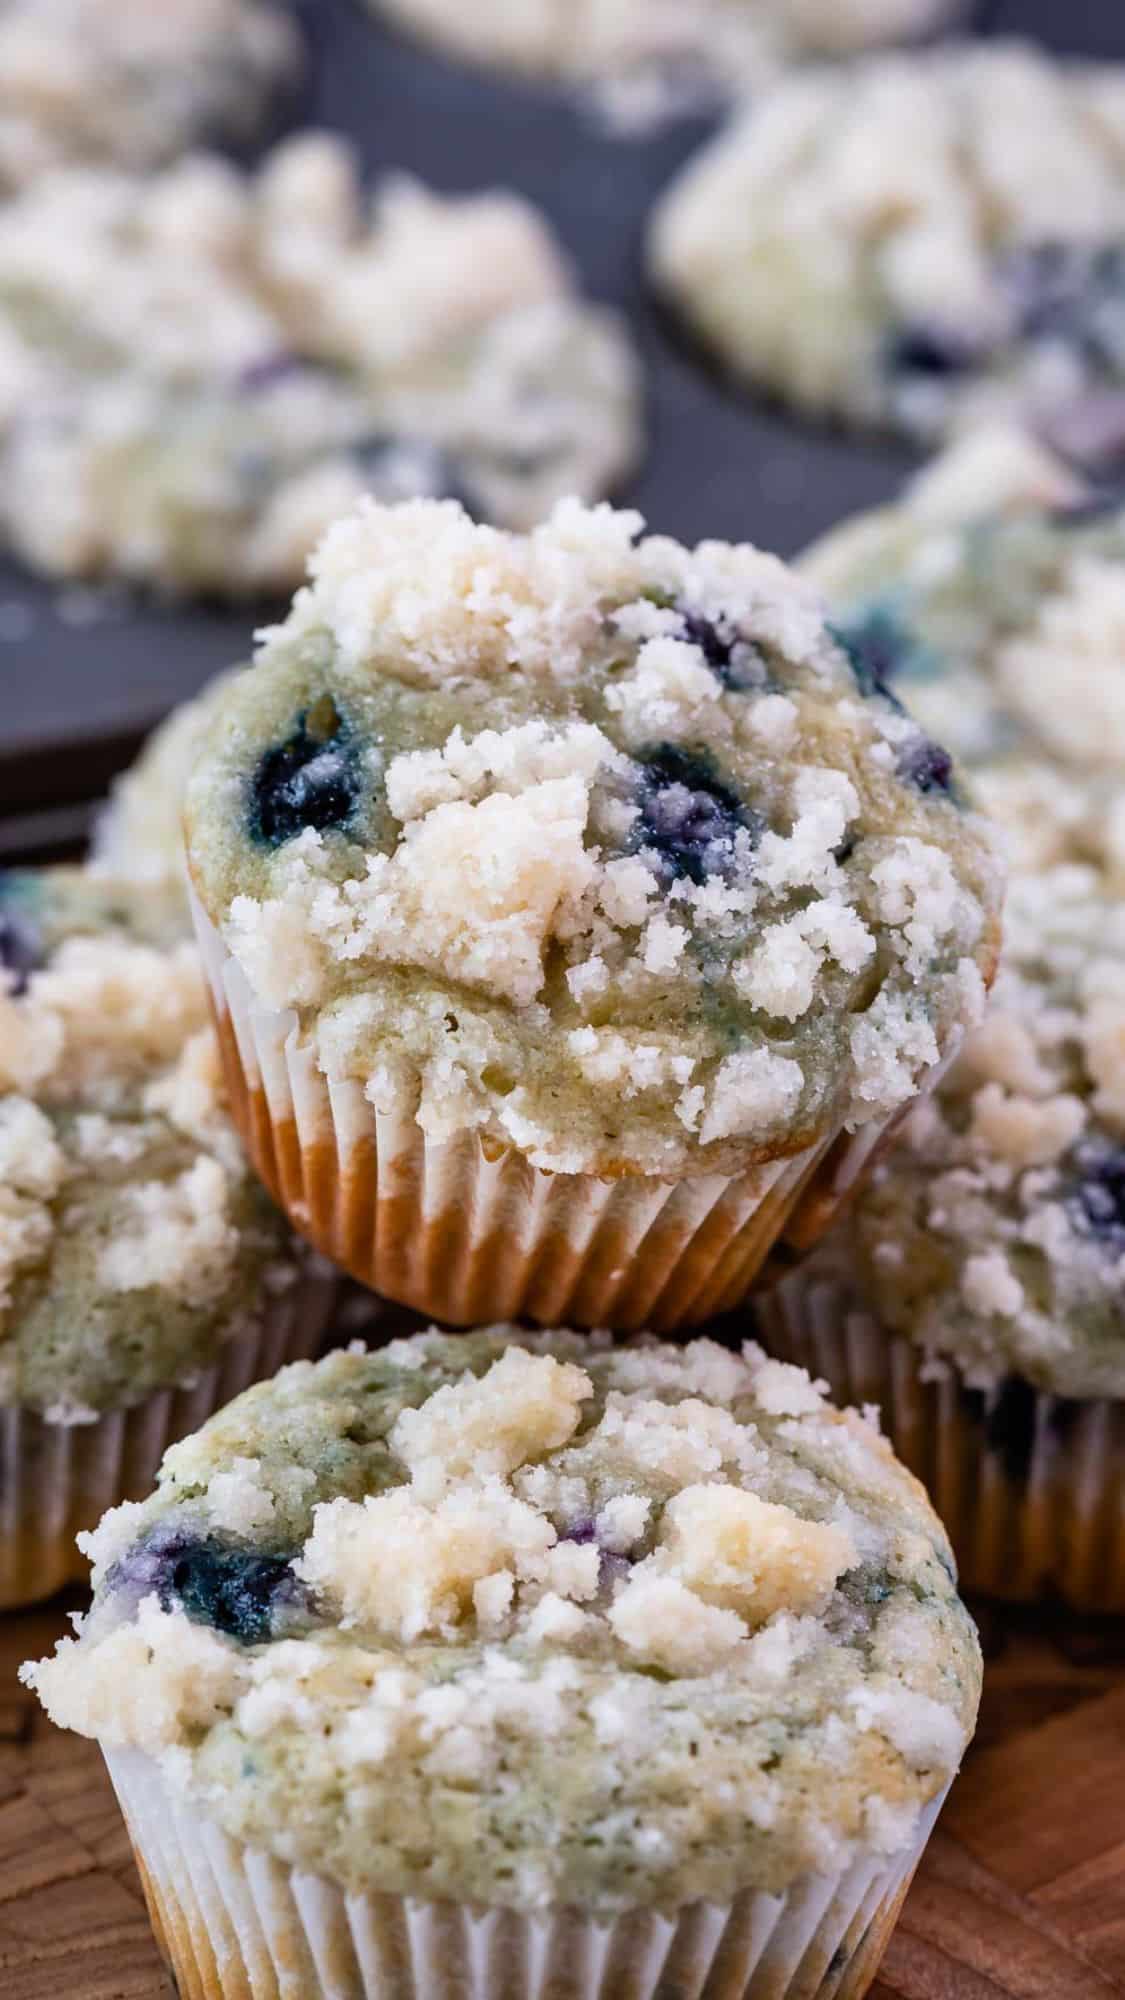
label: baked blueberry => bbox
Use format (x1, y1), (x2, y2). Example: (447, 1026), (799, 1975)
(634, 745), (759, 884)
(886, 324), (979, 381)
(1068, 1141), (1125, 1253)
(349, 433), (477, 513)
(111, 1529), (302, 1645)
(236, 352), (311, 396)
(896, 734), (955, 797)
(676, 608), (765, 691)
(829, 605), (923, 711)
(249, 697), (361, 847)
(1003, 240), (1125, 369)
(0, 875), (43, 995)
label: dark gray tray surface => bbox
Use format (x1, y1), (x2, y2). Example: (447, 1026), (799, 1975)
(2, 0), (1122, 777)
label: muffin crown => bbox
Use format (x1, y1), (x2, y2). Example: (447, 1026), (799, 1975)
(25, 1327), (981, 1910)
(186, 496), (1002, 1177)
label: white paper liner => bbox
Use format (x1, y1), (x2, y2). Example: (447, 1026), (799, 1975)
(105, 1746), (947, 2000)
(190, 890), (941, 1333)
(0, 1258), (342, 1610)
(755, 1268), (1125, 1612)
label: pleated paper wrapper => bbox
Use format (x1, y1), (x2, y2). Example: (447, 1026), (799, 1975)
(191, 890), (947, 1333)
(106, 1746), (947, 2000)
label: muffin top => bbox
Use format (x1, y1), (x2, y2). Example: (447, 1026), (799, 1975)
(850, 866), (1125, 1400)
(25, 1327), (981, 1911)
(801, 429), (1125, 876)
(185, 497), (1001, 1179)
(0, 135), (638, 592)
(649, 42), (1125, 460)
(0, 0), (299, 192)
(0, 867), (298, 1417)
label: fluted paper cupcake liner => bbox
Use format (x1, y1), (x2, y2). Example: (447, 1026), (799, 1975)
(190, 890), (945, 1332)
(754, 1269), (1125, 1612)
(0, 1257), (342, 1610)
(105, 1746), (946, 2000)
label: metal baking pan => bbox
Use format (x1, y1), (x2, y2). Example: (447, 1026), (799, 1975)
(1, 0), (1121, 856)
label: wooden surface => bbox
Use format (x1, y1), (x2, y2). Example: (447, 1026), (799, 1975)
(0, 1598), (1122, 1998)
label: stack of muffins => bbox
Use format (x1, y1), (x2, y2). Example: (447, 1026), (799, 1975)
(19, 495), (1007, 2000)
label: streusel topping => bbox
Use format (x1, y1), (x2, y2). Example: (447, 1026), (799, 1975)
(185, 497), (1001, 1177)
(0, 0), (298, 191)
(650, 43), (1125, 458)
(802, 429), (1125, 877)
(0, 137), (638, 594)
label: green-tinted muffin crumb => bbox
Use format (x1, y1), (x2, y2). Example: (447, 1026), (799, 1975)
(26, 1329), (981, 1912)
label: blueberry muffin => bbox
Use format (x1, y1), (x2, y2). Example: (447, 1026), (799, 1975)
(650, 43), (1125, 465)
(801, 428), (1125, 876)
(0, 866), (337, 1605)
(0, 136), (639, 596)
(25, 1327), (980, 2000)
(370, 0), (966, 130)
(183, 495), (1002, 1329)
(757, 865), (1125, 1609)
(93, 668), (243, 903)
(0, 0), (300, 190)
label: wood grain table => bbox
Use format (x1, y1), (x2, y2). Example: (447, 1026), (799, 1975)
(0, 1595), (1122, 1998)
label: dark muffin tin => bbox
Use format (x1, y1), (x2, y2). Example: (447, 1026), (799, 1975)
(1, 0), (1121, 856)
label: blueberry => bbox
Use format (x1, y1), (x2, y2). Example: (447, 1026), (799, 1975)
(886, 325), (977, 380)
(1068, 1141), (1125, 1253)
(109, 1528), (302, 1644)
(349, 433), (476, 512)
(0, 874), (42, 996)
(829, 606), (919, 712)
(634, 745), (759, 885)
(896, 734), (956, 797)
(236, 352), (310, 396)
(1051, 483), (1125, 527)
(560, 1519), (635, 1597)
(675, 608), (764, 691)
(250, 696), (361, 848)
(560, 1518), (599, 1545)
(1003, 240), (1125, 371)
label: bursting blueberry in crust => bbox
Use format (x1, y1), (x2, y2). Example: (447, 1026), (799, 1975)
(250, 695), (361, 847)
(0, 873), (42, 995)
(885, 324), (980, 384)
(633, 744), (760, 884)
(348, 433), (479, 513)
(1068, 1141), (1125, 1255)
(896, 735), (956, 798)
(111, 1530), (304, 1645)
(676, 607), (764, 691)
(828, 606), (922, 711)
